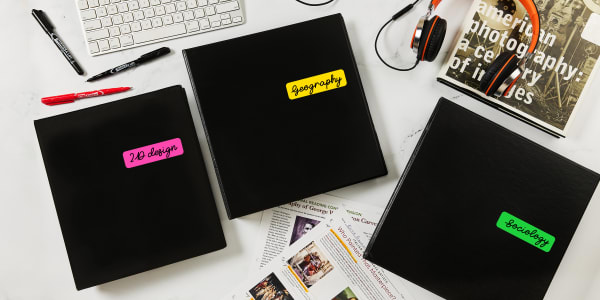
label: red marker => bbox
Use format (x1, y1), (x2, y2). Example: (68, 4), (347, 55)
(42, 87), (131, 106)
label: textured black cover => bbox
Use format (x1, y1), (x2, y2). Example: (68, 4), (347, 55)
(364, 98), (599, 300)
(183, 14), (387, 219)
(34, 86), (226, 290)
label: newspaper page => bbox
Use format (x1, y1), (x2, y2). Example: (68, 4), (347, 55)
(224, 210), (413, 300)
(251, 194), (383, 270)
(437, 0), (600, 136)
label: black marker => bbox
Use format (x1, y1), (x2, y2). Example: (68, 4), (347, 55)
(86, 47), (171, 82)
(32, 9), (84, 75)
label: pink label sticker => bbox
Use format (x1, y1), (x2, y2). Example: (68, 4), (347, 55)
(123, 138), (184, 168)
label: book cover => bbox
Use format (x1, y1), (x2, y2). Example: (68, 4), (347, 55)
(437, 0), (600, 137)
(34, 86), (226, 290)
(183, 14), (387, 219)
(364, 98), (600, 299)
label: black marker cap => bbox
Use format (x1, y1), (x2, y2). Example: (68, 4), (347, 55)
(32, 9), (54, 34)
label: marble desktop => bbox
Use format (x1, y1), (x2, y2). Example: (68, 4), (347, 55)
(2, 0), (600, 299)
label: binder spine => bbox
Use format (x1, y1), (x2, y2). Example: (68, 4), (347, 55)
(183, 50), (234, 219)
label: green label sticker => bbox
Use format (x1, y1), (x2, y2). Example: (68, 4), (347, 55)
(496, 211), (555, 252)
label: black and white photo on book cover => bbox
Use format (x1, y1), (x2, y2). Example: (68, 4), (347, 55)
(438, 0), (600, 136)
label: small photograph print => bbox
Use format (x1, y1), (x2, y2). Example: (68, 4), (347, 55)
(290, 216), (321, 245)
(287, 241), (334, 288)
(249, 273), (294, 300)
(332, 287), (359, 300)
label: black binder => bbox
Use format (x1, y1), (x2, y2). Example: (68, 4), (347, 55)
(35, 86), (226, 290)
(364, 98), (599, 300)
(183, 14), (387, 219)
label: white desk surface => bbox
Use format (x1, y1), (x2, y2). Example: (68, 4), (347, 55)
(2, 0), (600, 299)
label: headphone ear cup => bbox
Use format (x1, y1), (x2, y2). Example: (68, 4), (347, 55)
(479, 52), (519, 96)
(424, 17), (446, 62)
(417, 16), (447, 62)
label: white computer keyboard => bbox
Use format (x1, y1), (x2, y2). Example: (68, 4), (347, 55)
(75, 0), (245, 56)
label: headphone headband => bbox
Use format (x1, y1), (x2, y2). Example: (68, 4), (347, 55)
(431, 0), (539, 53)
(514, 0), (539, 53)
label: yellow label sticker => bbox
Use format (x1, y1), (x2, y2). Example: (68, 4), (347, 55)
(286, 69), (347, 100)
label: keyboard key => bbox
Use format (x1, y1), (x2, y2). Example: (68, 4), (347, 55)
(109, 37), (121, 48)
(186, 0), (198, 8)
(199, 18), (210, 29)
(86, 28), (109, 41)
(161, 0), (172, 2)
(101, 17), (113, 27)
(150, 0), (161, 5)
(88, 0), (100, 7)
(89, 41), (100, 53)
(163, 15), (174, 24)
(133, 10), (145, 20)
(112, 15), (124, 25)
(165, 3), (176, 13)
(194, 8), (204, 18)
(123, 12), (134, 22)
(183, 11), (194, 20)
(139, 0), (150, 7)
(208, 15), (219, 23)
(176, 1), (187, 10)
(131, 21), (142, 31)
(96, 7), (108, 17)
(198, 0), (208, 6)
(129, 0), (140, 10)
(215, 1), (238, 13)
(107, 4), (118, 14)
(121, 34), (134, 46)
(99, 0), (110, 4)
(78, 0), (89, 9)
(84, 19), (102, 31)
(98, 39), (110, 51)
(185, 20), (199, 32)
(211, 20), (220, 27)
(152, 17), (163, 27)
(205, 6), (215, 15)
(108, 26), (121, 36)
(140, 19), (152, 29)
(117, 3), (129, 12)
(155, 5), (166, 15)
(144, 7), (155, 17)
(120, 24), (132, 33)
(109, 26), (121, 36)
(132, 23), (186, 43)
(220, 13), (229, 19)
(209, 0), (217, 4)
(110, 0), (121, 3)
(173, 12), (184, 22)
(232, 16), (242, 23)
(222, 18), (231, 25)
(81, 9), (97, 20)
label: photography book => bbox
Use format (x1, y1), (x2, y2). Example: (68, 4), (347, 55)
(363, 98), (600, 299)
(35, 86), (226, 290)
(437, 0), (600, 137)
(183, 14), (387, 219)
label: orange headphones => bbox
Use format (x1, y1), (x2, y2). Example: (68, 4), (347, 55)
(375, 0), (540, 97)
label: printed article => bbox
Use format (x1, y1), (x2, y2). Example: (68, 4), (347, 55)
(224, 210), (413, 300)
(251, 195), (383, 270)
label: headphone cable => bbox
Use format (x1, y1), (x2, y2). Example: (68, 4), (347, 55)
(295, 0), (335, 6)
(374, 0), (423, 71)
